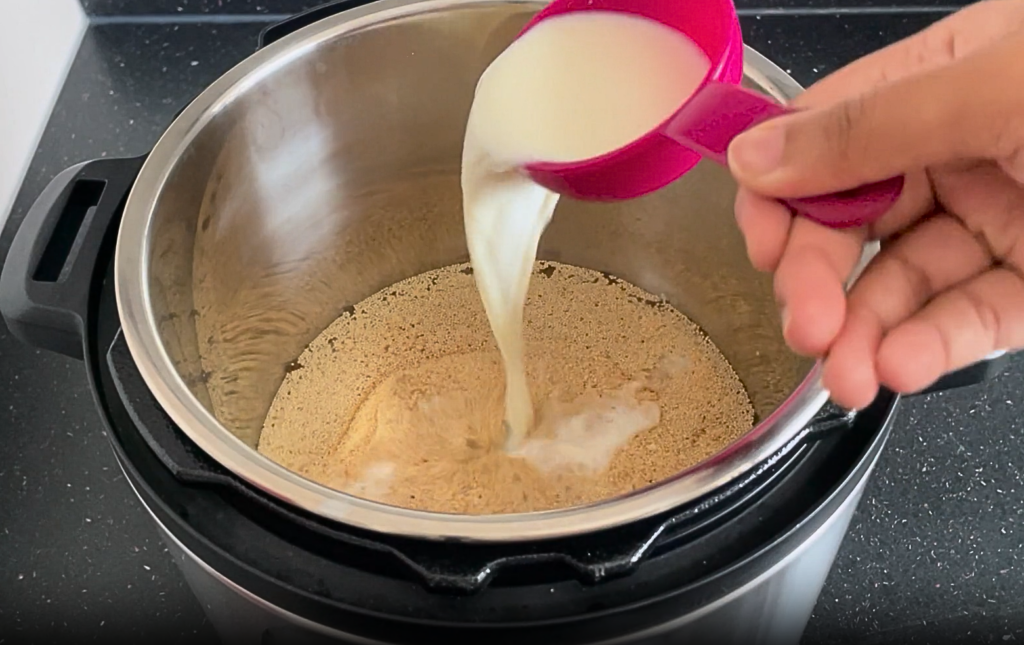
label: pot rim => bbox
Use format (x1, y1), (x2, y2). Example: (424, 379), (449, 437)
(114, 0), (874, 542)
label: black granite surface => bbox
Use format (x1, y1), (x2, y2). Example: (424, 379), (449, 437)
(3, 8), (1024, 645)
(79, 0), (976, 17)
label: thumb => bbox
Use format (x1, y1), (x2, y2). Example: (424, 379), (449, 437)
(727, 30), (1024, 198)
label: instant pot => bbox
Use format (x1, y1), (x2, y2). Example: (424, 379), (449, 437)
(0, 0), (1010, 643)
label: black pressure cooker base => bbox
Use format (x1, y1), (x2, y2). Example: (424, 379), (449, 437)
(105, 320), (830, 588)
(77, 206), (900, 645)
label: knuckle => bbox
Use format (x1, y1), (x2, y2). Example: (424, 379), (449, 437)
(816, 96), (871, 180)
(917, 23), (960, 67)
(888, 245), (937, 308)
(997, 148), (1024, 183)
(1005, 233), (1024, 276)
(961, 286), (1002, 355)
(989, 118), (1024, 160)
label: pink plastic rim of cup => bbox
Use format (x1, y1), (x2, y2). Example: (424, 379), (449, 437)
(517, 0), (745, 202)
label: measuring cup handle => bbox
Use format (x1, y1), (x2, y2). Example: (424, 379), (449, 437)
(666, 81), (903, 229)
(781, 175), (906, 229)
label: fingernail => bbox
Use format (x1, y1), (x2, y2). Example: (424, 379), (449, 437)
(729, 124), (786, 178)
(781, 306), (792, 338)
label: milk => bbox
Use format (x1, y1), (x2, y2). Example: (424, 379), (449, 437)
(461, 10), (712, 450)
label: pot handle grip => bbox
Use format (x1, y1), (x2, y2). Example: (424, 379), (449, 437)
(911, 350), (1012, 397)
(807, 352), (1012, 439)
(259, 0), (383, 48)
(0, 156), (145, 359)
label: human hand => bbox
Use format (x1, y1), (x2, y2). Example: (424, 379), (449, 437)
(727, 0), (1024, 410)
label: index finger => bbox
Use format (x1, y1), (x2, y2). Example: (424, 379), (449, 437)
(773, 219), (867, 356)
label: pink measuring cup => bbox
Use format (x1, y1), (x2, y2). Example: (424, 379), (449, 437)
(517, 0), (904, 229)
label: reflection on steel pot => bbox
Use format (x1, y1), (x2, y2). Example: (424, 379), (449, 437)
(0, 1), (1010, 643)
(118, 0), (843, 541)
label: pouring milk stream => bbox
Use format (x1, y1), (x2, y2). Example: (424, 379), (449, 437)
(461, 11), (711, 450)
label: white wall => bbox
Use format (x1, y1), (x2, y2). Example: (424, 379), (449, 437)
(0, 0), (87, 230)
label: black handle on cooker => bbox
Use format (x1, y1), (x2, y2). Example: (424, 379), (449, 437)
(0, 156), (146, 360)
(258, 0), (384, 49)
(911, 350), (1013, 396)
(804, 351), (1012, 439)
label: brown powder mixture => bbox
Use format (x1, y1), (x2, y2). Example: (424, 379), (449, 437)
(258, 261), (754, 514)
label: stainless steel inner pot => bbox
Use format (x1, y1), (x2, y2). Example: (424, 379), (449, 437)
(115, 0), (875, 541)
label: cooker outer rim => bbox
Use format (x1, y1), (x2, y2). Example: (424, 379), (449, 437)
(111, 0), (872, 541)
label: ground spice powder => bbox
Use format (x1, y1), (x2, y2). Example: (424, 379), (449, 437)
(258, 261), (754, 514)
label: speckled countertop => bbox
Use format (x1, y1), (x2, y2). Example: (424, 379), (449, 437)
(2, 7), (1023, 645)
